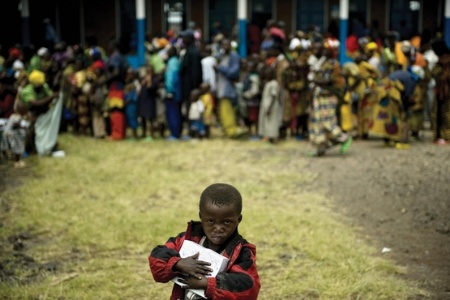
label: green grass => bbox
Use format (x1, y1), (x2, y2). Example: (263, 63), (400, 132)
(0, 134), (426, 299)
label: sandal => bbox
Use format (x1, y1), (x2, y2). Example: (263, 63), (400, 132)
(340, 136), (353, 154)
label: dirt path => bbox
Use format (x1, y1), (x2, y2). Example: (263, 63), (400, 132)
(301, 136), (450, 299)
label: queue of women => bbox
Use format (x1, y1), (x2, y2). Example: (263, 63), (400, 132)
(1, 21), (450, 167)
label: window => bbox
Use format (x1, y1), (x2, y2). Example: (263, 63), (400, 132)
(390, 0), (420, 40)
(120, 0), (137, 54)
(165, 0), (186, 35)
(208, 0), (237, 41)
(251, 0), (272, 30)
(297, 0), (325, 32)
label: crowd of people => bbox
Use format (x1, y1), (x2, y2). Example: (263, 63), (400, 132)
(1, 19), (450, 166)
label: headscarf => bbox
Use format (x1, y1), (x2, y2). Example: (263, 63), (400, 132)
(37, 47), (49, 57)
(324, 37), (340, 49)
(346, 35), (359, 53)
(400, 40), (412, 53)
(365, 42), (378, 52)
(28, 70), (46, 87)
(409, 65), (425, 81)
(269, 27), (286, 42)
(91, 60), (105, 71)
(324, 37), (340, 58)
(342, 62), (360, 77)
(8, 47), (23, 59)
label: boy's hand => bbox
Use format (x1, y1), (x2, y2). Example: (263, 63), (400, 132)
(179, 275), (208, 289)
(175, 252), (212, 280)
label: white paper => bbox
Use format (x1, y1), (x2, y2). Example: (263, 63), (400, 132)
(172, 240), (229, 299)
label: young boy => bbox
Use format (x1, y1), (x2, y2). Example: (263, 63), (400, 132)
(242, 60), (261, 139)
(0, 100), (29, 168)
(149, 183), (260, 300)
(258, 66), (281, 144)
(188, 89), (206, 139)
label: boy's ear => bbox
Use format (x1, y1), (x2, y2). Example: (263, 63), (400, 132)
(238, 214), (242, 223)
(199, 211), (202, 219)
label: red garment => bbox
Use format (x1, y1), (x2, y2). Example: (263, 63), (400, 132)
(0, 92), (15, 118)
(109, 110), (125, 140)
(247, 106), (259, 122)
(8, 48), (23, 59)
(269, 27), (286, 42)
(248, 24), (261, 54)
(346, 35), (359, 53)
(91, 60), (105, 70)
(149, 221), (260, 300)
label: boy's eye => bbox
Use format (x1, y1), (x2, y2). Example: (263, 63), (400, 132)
(207, 220), (214, 224)
(224, 220), (231, 225)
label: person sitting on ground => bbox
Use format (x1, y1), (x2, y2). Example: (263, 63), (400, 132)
(149, 183), (260, 300)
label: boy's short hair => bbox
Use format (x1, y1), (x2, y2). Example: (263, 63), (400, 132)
(199, 183), (242, 214)
(189, 89), (201, 100)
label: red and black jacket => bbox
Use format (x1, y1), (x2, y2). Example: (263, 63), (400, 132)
(149, 221), (260, 300)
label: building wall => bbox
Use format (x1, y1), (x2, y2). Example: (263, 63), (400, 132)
(275, 0), (294, 35)
(28, 0), (57, 48)
(149, 0), (163, 36)
(2, 0), (445, 59)
(1, 1), (23, 54)
(422, 0), (442, 35)
(189, 0), (205, 35)
(370, 0), (388, 35)
(84, 0), (116, 50)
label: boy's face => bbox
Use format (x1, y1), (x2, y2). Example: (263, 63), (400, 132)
(199, 203), (242, 249)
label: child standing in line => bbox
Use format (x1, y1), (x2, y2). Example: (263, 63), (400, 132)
(188, 88), (205, 139)
(0, 100), (29, 168)
(89, 60), (108, 139)
(124, 68), (140, 140)
(199, 82), (214, 138)
(149, 183), (260, 300)
(258, 66), (281, 144)
(137, 66), (159, 141)
(242, 60), (261, 139)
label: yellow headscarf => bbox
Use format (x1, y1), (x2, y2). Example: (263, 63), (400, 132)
(28, 70), (46, 87)
(365, 42), (378, 52)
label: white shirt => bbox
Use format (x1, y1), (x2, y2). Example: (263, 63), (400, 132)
(188, 100), (205, 121)
(201, 56), (217, 92)
(423, 49), (439, 71)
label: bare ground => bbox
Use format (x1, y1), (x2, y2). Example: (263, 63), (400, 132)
(0, 130), (449, 298)
(300, 132), (450, 299)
